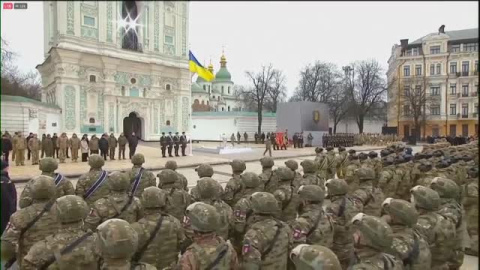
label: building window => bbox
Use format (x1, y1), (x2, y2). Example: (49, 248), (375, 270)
(411, 48), (418, 56)
(464, 43), (478, 52)
(131, 78), (136, 84)
(403, 85), (410, 96)
(475, 103), (478, 113)
(414, 85), (422, 95)
(83, 16), (96, 27)
(450, 62), (457, 74)
(166, 84), (171, 91)
(430, 64), (435, 75)
(451, 44), (460, 52)
(193, 99), (199, 105)
(221, 86), (224, 92)
(462, 84), (469, 96)
(221, 107), (225, 111)
(143, 88), (147, 97)
(431, 86), (440, 96)
(217, 96), (220, 101)
(212, 96), (215, 99)
(89, 118), (95, 124)
(430, 106), (440, 115)
(228, 86), (230, 94)
(450, 84), (456, 95)
(436, 64), (441, 75)
(208, 85), (211, 92)
(475, 60), (479, 72)
(228, 106), (230, 111)
(450, 104), (456, 115)
(121, 86), (126, 96)
(462, 104), (469, 116)
(166, 120), (171, 126)
(415, 65), (422, 76)
(430, 45), (441, 54)
(403, 65), (410, 77)
(201, 100), (205, 105)
(462, 61), (469, 75)
(403, 105), (410, 116)
(203, 85), (206, 90)
(165, 35), (174, 44)
(89, 75), (96, 82)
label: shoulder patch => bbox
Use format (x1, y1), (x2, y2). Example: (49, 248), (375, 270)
(242, 244), (251, 254)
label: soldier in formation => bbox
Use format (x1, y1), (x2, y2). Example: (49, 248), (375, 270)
(1, 138), (478, 269)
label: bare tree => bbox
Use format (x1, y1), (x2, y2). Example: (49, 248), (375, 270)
(399, 76), (432, 140)
(348, 60), (392, 133)
(238, 64), (276, 134)
(329, 83), (351, 134)
(265, 70), (287, 112)
(290, 61), (339, 102)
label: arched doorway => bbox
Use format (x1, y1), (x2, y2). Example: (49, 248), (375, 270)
(123, 112), (142, 138)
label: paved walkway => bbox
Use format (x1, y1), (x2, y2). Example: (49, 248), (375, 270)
(8, 142), (410, 181)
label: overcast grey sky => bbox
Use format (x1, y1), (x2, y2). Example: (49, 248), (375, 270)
(1, 1), (478, 97)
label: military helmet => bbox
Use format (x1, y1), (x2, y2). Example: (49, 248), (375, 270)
(276, 166), (295, 181)
(435, 160), (450, 168)
(39, 157), (58, 173)
(349, 155), (359, 160)
(196, 178), (222, 200)
(290, 244), (342, 270)
(348, 149), (356, 154)
(410, 185), (440, 211)
(468, 167), (478, 178)
(131, 153), (145, 165)
(368, 151), (378, 158)
(418, 161), (432, 172)
(358, 153), (368, 160)
(338, 146), (345, 152)
(403, 154), (413, 162)
(382, 157), (394, 166)
(158, 169), (178, 185)
(230, 159), (246, 173)
(414, 153), (425, 161)
(108, 172), (130, 191)
(242, 172), (262, 188)
(96, 219), (139, 259)
(141, 187), (167, 209)
(285, 160), (299, 171)
(429, 177), (459, 199)
(381, 198), (418, 227)
(315, 147), (324, 153)
(394, 156), (405, 165)
(55, 195), (89, 223)
(31, 175), (56, 200)
(250, 192), (279, 215)
(380, 149), (391, 157)
(432, 150), (444, 157)
(88, 154), (105, 169)
(165, 160), (178, 170)
(355, 167), (375, 181)
(325, 179), (348, 196)
(300, 160), (316, 173)
(351, 213), (393, 250)
(195, 164), (214, 178)
(298, 185), (325, 202)
(260, 157), (274, 168)
(185, 202), (219, 232)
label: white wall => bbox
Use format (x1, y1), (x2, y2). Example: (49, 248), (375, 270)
(46, 113), (61, 135)
(1, 104), (29, 134)
(329, 118), (384, 133)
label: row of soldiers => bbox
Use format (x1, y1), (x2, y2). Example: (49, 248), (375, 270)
(353, 133), (400, 146)
(322, 134), (355, 147)
(159, 132), (189, 158)
(1, 139), (478, 269)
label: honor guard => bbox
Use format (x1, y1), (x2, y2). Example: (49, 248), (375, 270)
(180, 132), (187, 156)
(166, 132), (174, 157)
(173, 132), (180, 157)
(160, 132), (167, 158)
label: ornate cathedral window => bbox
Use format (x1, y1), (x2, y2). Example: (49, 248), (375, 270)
(121, 1), (141, 52)
(166, 84), (171, 91)
(89, 75), (96, 82)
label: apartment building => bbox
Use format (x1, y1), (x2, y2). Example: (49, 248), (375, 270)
(387, 26), (478, 138)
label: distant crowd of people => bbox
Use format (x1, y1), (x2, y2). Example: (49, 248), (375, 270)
(1, 131), (141, 165)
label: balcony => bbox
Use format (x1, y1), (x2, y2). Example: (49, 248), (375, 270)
(462, 114), (469, 119)
(462, 93), (469, 97)
(461, 71), (469, 77)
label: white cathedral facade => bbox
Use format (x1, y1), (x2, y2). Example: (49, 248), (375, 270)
(36, 1), (191, 140)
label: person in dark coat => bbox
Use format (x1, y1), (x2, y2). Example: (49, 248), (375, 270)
(1, 160), (16, 234)
(261, 132), (266, 144)
(2, 134), (13, 162)
(98, 134), (109, 160)
(26, 132), (33, 160)
(128, 132), (139, 159)
(52, 133), (59, 158)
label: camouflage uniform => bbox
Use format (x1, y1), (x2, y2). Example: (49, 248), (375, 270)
(351, 168), (384, 217)
(462, 169), (478, 256)
(367, 151), (382, 182)
(117, 133), (128, 159)
(75, 154), (111, 206)
(291, 185), (333, 248)
(290, 244), (342, 270)
(157, 169), (191, 221)
(179, 202), (238, 270)
(165, 160), (189, 192)
(285, 160), (302, 189)
(42, 135), (54, 157)
(19, 157), (75, 208)
(382, 198), (432, 270)
(377, 158), (400, 198)
(69, 134), (81, 162)
(14, 133), (27, 166)
(259, 157), (279, 193)
(242, 192), (292, 270)
(223, 160), (247, 206)
(190, 164), (216, 202)
(344, 156), (360, 195)
(349, 214), (403, 270)
(107, 133), (117, 160)
(128, 154), (156, 198)
(22, 195), (98, 270)
(27, 135), (40, 165)
(316, 148), (329, 182)
(299, 160), (322, 186)
(131, 187), (186, 269)
(325, 178), (359, 269)
(96, 219), (157, 270)
(57, 133), (68, 163)
(1, 176), (60, 268)
(325, 147), (337, 179)
(273, 167), (300, 222)
(336, 147), (348, 178)
(430, 177), (466, 269)
(85, 172), (143, 230)
(411, 185), (456, 269)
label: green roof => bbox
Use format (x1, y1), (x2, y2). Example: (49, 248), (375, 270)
(1, 95), (61, 110)
(214, 67), (232, 82)
(191, 83), (206, 93)
(410, 28), (478, 45)
(192, 111), (276, 117)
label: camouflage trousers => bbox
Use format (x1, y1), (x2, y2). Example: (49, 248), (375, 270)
(58, 148), (66, 163)
(15, 149), (25, 165)
(332, 243), (353, 270)
(31, 150), (39, 165)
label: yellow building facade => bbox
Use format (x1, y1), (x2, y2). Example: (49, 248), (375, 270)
(387, 26), (478, 138)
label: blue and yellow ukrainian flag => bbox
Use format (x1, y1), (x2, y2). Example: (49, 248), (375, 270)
(189, 50), (215, 82)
